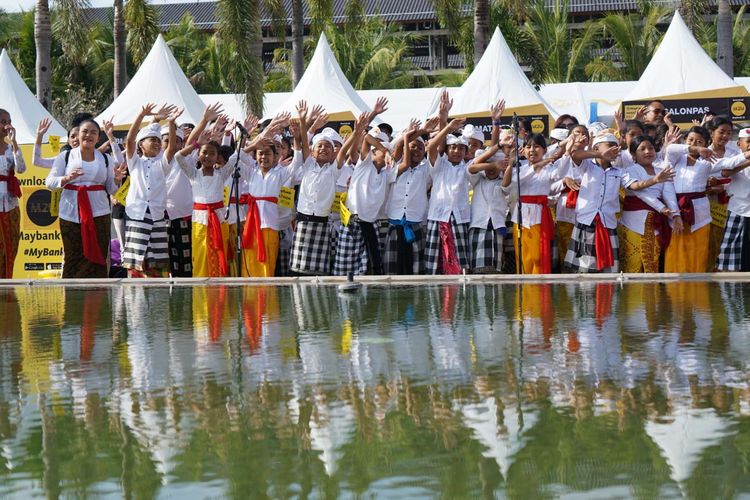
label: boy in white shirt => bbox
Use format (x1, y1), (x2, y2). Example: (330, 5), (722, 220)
(715, 128), (750, 271)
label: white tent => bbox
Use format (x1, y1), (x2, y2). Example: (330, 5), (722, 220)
(624, 11), (748, 101)
(96, 35), (207, 127)
(442, 27), (557, 118)
(266, 33), (372, 121)
(645, 406), (734, 486)
(0, 49), (66, 144)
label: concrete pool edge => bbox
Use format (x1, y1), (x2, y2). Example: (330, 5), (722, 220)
(1, 272), (749, 287)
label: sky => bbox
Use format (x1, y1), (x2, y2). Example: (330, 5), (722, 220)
(5, 0), (199, 12)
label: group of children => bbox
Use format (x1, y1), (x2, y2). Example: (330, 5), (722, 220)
(4, 94), (750, 279)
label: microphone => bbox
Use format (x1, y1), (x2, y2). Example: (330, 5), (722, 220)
(235, 121), (249, 136)
(511, 112), (518, 131)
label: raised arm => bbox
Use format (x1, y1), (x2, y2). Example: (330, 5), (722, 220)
(427, 118), (465, 166)
(468, 144), (501, 174)
(164, 107), (184, 165)
(717, 150), (750, 177)
(126, 103), (157, 159)
(489, 99), (506, 147)
(33, 118), (55, 169)
(6, 127), (24, 174)
(296, 101), (311, 162)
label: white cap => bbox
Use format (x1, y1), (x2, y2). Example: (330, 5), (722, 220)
(312, 133), (334, 148)
(160, 125), (185, 140)
(462, 124), (485, 144)
(550, 128), (569, 141)
(446, 134), (469, 147)
(369, 130), (392, 152)
(321, 127), (344, 145)
(273, 134), (283, 144)
(474, 148), (505, 162)
(739, 128), (750, 138)
(588, 122), (608, 136)
(137, 123), (162, 143)
(591, 133), (619, 147)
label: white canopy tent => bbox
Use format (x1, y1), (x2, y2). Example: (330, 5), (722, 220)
(96, 35), (207, 127)
(624, 11), (748, 101)
(0, 49), (66, 144)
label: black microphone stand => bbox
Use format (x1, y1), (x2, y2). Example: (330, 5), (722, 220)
(513, 112), (523, 275)
(227, 125), (248, 276)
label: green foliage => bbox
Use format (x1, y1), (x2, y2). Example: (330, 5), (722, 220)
(123, 0), (159, 66)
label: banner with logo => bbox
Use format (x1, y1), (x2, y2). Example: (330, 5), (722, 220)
(454, 115), (549, 144)
(622, 96), (750, 128)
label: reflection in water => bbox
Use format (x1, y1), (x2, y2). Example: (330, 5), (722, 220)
(0, 282), (749, 498)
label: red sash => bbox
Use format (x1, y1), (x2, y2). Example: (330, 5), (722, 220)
(64, 184), (106, 265)
(593, 214), (614, 271)
(561, 187), (579, 209)
(519, 195), (554, 274)
(622, 196), (672, 249)
(714, 177), (732, 204)
(194, 201), (228, 276)
(239, 194), (278, 262)
(676, 192), (706, 227)
(0, 170), (22, 198)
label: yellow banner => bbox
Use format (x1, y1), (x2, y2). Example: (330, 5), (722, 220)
(330, 191), (345, 214)
(48, 136), (61, 154)
(339, 193), (351, 226)
(710, 199), (728, 228)
(113, 176), (130, 206)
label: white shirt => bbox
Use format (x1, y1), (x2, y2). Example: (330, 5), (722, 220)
(386, 159), (431, 222)
(716, 152), (750, 217)
(665, 144), (712, 230)
(45, 148), (117, 223)
(620, 164), (678, 235)
(552, 159), (576, 224)
(175, 151), (233, 226)
(291, 150), (342, 217)
(165, 154), (194, 220)
(32, 145), (56, 169)
(509, 159), (566, 227)
(469, 171), (508, 230)
(0, 146), (26, 212)
(346, 155), (397, 223)
(125, 153), (170, 221)
(571, 158), (633, 229)
(241, 161), (294, 230)
(427, 154), (471, 224)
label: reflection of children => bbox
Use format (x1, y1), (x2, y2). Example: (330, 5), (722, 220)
(715, 128), (750, 271)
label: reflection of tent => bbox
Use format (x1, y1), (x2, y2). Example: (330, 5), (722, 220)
(645, 406), (734, 486)
(441, 27), (557, 119)
(96, 35), (206, 127)
(267, 33), (373, 122)
(309, 401), (356, 476)
(457, 397), (538, 478)
(0, 49), (66, 144)
(624, 11), (749, 101)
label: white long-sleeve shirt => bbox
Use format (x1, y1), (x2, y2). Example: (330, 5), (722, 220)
(175, 151), (234, 225)
(0, 146), (26, 212)
(620, 164), (679, 235)
(665, 144), (712, 230)
(509, 158), (567, 227)
(427, 154), (471, 224)
(715, 152), (750, 217)
(386, 160), (431, 222)
(346, 155), (397, 223)
(469, 171), (508, 230)
(291, 150), (342, 218)
(125, 153), (171, 221)
(570, 158), (634, 229)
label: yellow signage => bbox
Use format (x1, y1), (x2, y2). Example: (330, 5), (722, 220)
(278, 186), (295, 209)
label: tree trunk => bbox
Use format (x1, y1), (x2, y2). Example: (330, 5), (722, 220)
(34, 0), (52, 109)
(248, 17), (265, 116)
(716, 0), (734, 77)
(291, 0), (304, 87)
(473, 0), (489, 65)
(113, 0), (127, 96)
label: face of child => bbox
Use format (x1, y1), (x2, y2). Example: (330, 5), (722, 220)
(625, 127), (643, 147)
(571, 127), (589, 146)
(279, 140), (291, 159)
(447, 144), (466, 164)
(0, 112), (10, 139)
(738, 137), (750, 153)
(525, 142), (546, 163)
(712, 124), (732, 147)
(686, 131), (707, 148)
(593, 141), (618, 159)
(256, 145), (277, 170)
(634, 140), (656, 166)
(199, 144), (218, 167)
(371, 146), (388, 167)
(161, 134), (183, 151)
(139, 137), (162, 157)
(68, 127), (80, 148)
(78, 122), (100, 150)
(408, 139), (425, 165)
(467, 138), (483, 160)
(312, 140), (334, 164)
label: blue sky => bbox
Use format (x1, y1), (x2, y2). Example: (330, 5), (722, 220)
(6, 0), (198, 12)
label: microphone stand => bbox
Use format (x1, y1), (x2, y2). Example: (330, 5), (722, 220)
(513, 112), (523, 275)
(227, 126), (248, 277)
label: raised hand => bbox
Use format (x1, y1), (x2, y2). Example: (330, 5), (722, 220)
(296, 100), (308, 120)
(167, 107), (184, 123)
(36, 118), (52, 138)
(307, 104), (325, 125)
(654, 166), (675, 183)
(102, 117), (115, 138)
(310, 112), (329, 133)
(6, 126), (17, 147)
(114, 162), (128, 183)
(153, 104), (178, 121)
(141, 102), (157, 116)
(614, 109), (625, 132)
(372, 97), (389, 116)
(225, 118), (237, 134)
(490, 99), (506, 122)
(439, 90), (453, 116)
(203, 102), (224, 122)
(563, 176), (581, 191)
(698, 147), (717, 163)
(408, 119), (421, 134)
(664, 125), (682, 147)
(197, 128), (213, 146)
(447, 118), (466, 132)
(601, 145), (620, 162)
(634, 105), (647, 121)
(663, 112), (674, 127)
(243, 114), (259, 135)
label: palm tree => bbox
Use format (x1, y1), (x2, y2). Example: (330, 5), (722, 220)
(215, 0), (264, 116)
(680, 0), (709, 35)
(716, 0), (733, 77)
(52, 0), (91, 83)
(113, 0), (127, 96)
(123, 0), (159, 67)
(473, 0), (489, 65)
(291, 0), (304, 87)
(34, 0), (52, 108)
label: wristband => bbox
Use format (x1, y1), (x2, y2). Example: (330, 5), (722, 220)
(492, 120), (502, 126)
(191, 141), (199, 149)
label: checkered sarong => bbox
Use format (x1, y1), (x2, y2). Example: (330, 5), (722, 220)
(424, 216), (470, 274)
(377, 219), (390, 256)
(122, 211), (170, 272)
(564, 220), (619, 273)
(383, 223), (425, 275)
(168, 217), (192, 277)
(717, 210), (750, 271)
(469, 224), (504, 273)
(290, 218), (332, 275)
(333, 218), (369, 276)
(274, 226), (294, 277)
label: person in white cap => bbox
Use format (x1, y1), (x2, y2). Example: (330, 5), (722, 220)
(121, 103), (183, 277)
(467, 144), (510, 273)
(461, 124), (486, 162)
(564, 133), (674, 273)
(333, 116), (395, 276)
(288, 101), (356, 276)
(663, 126), (718, 273)
(424, 118), (472, 275)
(715, 128), (750, 271)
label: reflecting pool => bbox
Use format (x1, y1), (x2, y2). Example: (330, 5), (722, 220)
(1, 281), (750, 498)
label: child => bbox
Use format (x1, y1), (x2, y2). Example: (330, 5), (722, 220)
(121, 103), (182, 277)
(553, 124), (589, 267)
(564, 133), (674, 273)
(715, 128), (750, 271)
(468, 144), (510, 273)
(619, 135), (679, 273)
(162, 121), (192, 277)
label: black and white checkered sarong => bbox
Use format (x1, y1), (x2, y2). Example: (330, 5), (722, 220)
(383, 223), (425, 275)
(717, 210), (750, 271)
(469, 224), (504, 273)
(424, 216), (470, 275)
(274, 226), (294, 277)
(563, 220), (619, 273)
(122, 211), (170, 272)
(290, 218), (332, 275)
(333, 219), (369, 276)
